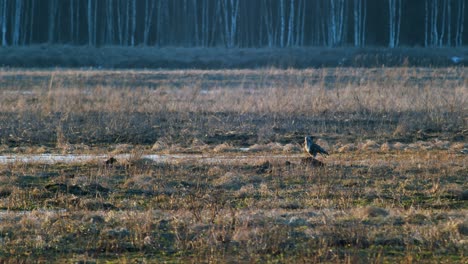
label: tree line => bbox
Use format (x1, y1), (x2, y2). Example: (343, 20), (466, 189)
(0, 0), (466, 48)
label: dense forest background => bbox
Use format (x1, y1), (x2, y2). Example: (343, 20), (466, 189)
(0, 0), (466, 48)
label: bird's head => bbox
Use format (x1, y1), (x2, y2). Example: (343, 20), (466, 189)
(305, 136), (314, 143)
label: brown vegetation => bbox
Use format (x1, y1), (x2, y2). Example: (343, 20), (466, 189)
(0, 67), (466, 262)
(0, 67), (466, 150)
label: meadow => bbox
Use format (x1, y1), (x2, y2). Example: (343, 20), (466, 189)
(0, 67), (466, 263)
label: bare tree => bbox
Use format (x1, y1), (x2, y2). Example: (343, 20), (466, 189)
(199, 0), (218, 47)
(261, 0), (274, 47)
(131, 0), (136, 46)
(49, 0), (58, 43)
(201, 0), (208, 46)
(116, 0), (122, 45)
(87, 0), (92, 45)
(106, 0), (115, 45)
(75, 0), (80, 43)
(455, 0), (465, 46)
(210, 0), (222, 46)
(124, 0), (129, 45)
(222, 0), (240, 48)
(287, 0), (295, 47)
(29, 0), (35, 44)
(280, 0), (285, 47)
(388, 0), (402, 48)
(192, 0), (199, 46)
(12, 0), (22, 46)
(297, 0), (306, 46)
(447, 0), (451, 46)
(86, 0), (98, 46)
(425, 0), (429, 46)
(143, 0), (156, 45)
(0, 0), (464, 48)
(155, 0), (164, 46)
(432, 0), (438, 46)
(70, 0), (75, 43)
(93, 0), (97, 44)
(311, 0), (323, 46)
(328, 0), (346, 46)
(426, 0), (455, 47)
(439, 0), (447, 46)
(353, 0), (367, 47)
(1, 0), (7, 46)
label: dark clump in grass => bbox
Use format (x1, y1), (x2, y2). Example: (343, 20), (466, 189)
(363, 206), (389, 218)
(457, 221), (468, 236)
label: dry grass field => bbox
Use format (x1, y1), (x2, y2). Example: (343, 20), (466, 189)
(0, 67), (467, 263)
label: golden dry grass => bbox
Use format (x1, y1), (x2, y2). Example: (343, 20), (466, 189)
(0, 67), (466, 262)
(0, 67), (466, 151)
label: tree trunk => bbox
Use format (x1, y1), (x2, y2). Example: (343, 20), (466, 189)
(49, 0), (58, 44)
(192, 0), (199, 46)
(425, 0), (428, 46)
(440, 0), (447, 46)
(13, 0), (22, 46)
(201, 0), (208, 46)
(87, 0), (92, 45)
(144, 0), (156, 46)
(396, 0), (401, 47)
(328, 0), (345, 46)
(447, 0), (451, 46)
(232, 0), (240, 47)
(210, 0), (221, 46)
(388, 0), (401, 48)
(354, 0), (359, 46)
(455, 0), (465, 46)
(124, 0), (129, 45)
(131, 0), (136, 46)
(431, 0), (438, 46)
(117, 0), (122, 45)
(1, 0), (6, 46)
(362, 0), (367, 46)
(222, 0), (239, 48)
(75, 0), (80, 44)
(280, 0), (285, 47)
(330, 0), (337, 46)
(94, 0), (97, 45)
(106, 0), (114, 45)
(299, 0), (306, 46)
(0, 0), (3, 46)
(354, 0), (366, 47)
(29, 0), (35, 44)
(320, 1), (327, 46)
(156, 0), (162, 46)
(261, 0), (273, 47)
(70, 0), (74, 43)
(287, 0), (295, 47)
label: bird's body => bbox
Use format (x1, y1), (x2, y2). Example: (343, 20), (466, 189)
(304, 136), (329, 158)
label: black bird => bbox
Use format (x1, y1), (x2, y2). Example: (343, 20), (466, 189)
(304, 136), (329, 158)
